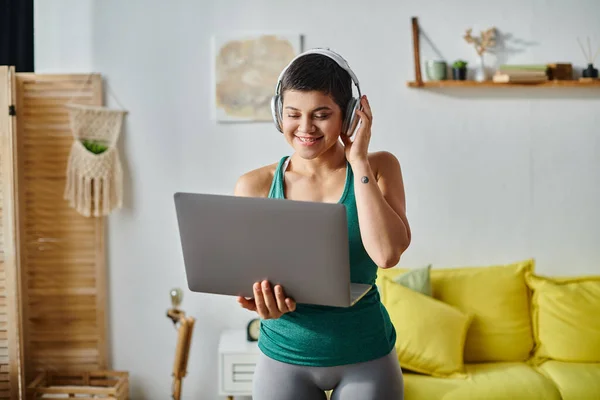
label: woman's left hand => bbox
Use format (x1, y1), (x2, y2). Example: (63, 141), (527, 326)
(341, 95), (372, 166)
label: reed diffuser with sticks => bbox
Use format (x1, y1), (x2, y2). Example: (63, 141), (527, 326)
(577, 36), (599, 79)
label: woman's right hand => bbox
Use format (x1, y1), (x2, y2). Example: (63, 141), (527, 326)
(237, 280), (296, 319)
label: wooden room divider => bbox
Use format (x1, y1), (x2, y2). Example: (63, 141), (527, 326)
(0, 66), (108, 399)
(0, 64), (24, 400)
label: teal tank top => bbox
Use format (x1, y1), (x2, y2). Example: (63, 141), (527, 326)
(258, 156), (397, 367)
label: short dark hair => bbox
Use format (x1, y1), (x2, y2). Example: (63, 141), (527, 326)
(281, 54), (352, 119)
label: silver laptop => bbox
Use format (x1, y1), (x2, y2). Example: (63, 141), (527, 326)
(173, 192), (372, 308)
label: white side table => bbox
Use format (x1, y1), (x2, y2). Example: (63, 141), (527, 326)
(218, 329), (260, 400)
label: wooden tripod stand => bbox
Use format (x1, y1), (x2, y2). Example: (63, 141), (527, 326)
(167, 288), (196, 400)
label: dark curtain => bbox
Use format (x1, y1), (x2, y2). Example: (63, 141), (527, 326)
(0, 0), (34, 72)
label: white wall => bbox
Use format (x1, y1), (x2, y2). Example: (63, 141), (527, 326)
(34, 0), (93, 72)
(35, 0), (600, 399)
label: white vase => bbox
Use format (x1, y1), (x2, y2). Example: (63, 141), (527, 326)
(474, 54), (487, 82)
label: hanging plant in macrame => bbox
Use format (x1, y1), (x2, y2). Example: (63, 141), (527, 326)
(64, 103), (127, 217)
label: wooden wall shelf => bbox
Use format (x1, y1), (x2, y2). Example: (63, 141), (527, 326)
(408, 17), (600, 89)
(407, 80), (600, 88)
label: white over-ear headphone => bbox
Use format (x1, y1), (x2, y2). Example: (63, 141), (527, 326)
(270, 48), (362, 136)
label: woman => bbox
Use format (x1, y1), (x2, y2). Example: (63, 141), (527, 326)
(234, 48), (411, 400)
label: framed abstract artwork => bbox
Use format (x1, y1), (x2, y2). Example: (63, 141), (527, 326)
(212, 32), (302, 122)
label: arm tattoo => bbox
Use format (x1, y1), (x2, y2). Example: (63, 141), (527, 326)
(361, 176), (369, 184)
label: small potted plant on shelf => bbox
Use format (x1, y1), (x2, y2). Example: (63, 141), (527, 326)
(452, 60), (468, 80)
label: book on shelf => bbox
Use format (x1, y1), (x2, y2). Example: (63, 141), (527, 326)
(493, 73), (548, 83)
(494, 63), (549, 83)
(497, 64), (548, 71)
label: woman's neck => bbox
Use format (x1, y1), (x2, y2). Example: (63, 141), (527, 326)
(289, 142), (347, 178)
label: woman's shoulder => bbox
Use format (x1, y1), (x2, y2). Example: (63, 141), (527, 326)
(234, 160), (281, 198)
(367, 151), (401, 179)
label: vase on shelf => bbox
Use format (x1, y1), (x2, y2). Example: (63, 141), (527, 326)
(474, 54), (487, 82)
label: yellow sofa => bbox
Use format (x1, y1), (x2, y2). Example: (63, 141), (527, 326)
(375, 259), (600, 400)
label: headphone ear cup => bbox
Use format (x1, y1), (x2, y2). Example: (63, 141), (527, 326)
(342, 98), (361, 137)
(271, 95), (283, 133)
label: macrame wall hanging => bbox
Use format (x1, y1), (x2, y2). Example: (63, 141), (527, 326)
(64, 77), (128, 217)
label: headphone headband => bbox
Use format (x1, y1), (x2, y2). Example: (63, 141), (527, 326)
(274, 48), (361, 98)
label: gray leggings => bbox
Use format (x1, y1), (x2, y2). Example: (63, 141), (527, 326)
(252, 348), (404, 400)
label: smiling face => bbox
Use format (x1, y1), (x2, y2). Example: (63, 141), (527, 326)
(281, 89), (344, 159)
(277, 53), (353, 160)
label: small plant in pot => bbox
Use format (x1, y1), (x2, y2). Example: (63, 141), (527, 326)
(452, 60), (468, 80)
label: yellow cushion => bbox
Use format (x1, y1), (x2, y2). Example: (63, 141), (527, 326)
(377, 266), (407, 284)
(404, 362), (561, 400)
(429, 259), (534, 362)
(526, 272), (600, 363)
(376, 267), (407, 305)
(536, 361), (600, 400)
(381, 276), (472, 378)
(378, 260), (535, 362)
